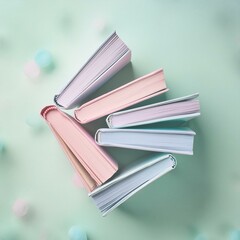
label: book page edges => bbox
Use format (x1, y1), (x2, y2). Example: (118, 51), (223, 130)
(106, 93), (200, 127)
(97, 142), (193, 155)
(51, 128), (97, 192)
(56, 50), (132, 110)
(53, 32), (118, 109)
(54, 33), (131, 110)
(74, 88), (169, 124)
(99, 155), (176, 216)
(89, 154), (175, 197)
(40, 106), (97, 192)
(101, 164), (175, 216)
(40, 106), (118, 187)
(75, 68), (164, 113)
(107, 112), (201, 128)
(95, 128), (195, 155)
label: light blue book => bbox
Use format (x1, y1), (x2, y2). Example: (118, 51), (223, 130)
(106, 93), (200, 128)
(89, 153), (176, 216)
(95, 128), (196, 155)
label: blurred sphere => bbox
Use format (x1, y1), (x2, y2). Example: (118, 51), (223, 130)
(25, 113), (44, 130)
(24, 60), (40, 79)
(229, 230), (240, 240)
(34, 49), (54, 71)
(68, 226), (87, 240)
(92, 18), (107, 33)
(12, 199), (29, 218)
(194, 233), (207, 240)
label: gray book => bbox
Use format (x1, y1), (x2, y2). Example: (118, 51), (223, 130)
(54, 32), (131, 109)
(96, 128), (196, 155)
(89, 154), (176, 216)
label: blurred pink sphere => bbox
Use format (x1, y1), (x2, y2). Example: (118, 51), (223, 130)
(24, 60), (40, 79)
(12, 199), (29, 218)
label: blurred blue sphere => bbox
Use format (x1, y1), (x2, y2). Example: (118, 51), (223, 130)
(68, 226), (87, 240)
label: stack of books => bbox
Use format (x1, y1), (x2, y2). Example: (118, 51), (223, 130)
(41, 32), (200, 216)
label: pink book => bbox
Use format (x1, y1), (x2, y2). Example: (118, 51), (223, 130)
(74, 69), (168, 124)
(41, 105), (118, 192)
(106, 93), (200, 128)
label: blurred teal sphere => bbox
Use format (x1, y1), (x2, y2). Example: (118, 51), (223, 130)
(68, 226), (87, 240)
(230, 230), (240, 240)
(34, 49), (54, 71)
(194, 233), (207, 240)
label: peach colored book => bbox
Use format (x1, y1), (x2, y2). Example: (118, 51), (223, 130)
(41, 106), (118, 192)
(74, 69), (168, 124)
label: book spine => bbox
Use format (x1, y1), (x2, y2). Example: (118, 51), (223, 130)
(74, 69), (167, 123)
(41, 106), (118, 187)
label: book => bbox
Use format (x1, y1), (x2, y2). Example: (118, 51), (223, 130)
(89, 153), (176, 216)
(41, 105), (118, 192)
(54, 32), (131, 109)
(74, 69), (168, 123)
(106, 93), (200, 128)
(95, 128), (196, 155)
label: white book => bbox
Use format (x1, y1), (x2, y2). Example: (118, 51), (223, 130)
(89, 153), (176, 216)
(54, 32), (131, 109)
(95, 128), (196, 155)
(106, 93), (200, 128)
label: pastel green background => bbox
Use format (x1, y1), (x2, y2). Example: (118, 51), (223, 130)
(0, 0), (240, 239)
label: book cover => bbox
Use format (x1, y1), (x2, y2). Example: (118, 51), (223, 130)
(54, 32), (131, 109)
(106, 93), (200, 128)
(41, 105), (118, 192)
(74, 69), (168, 123)
(89, 153), (176, 216)
(95, 128), (196, 155)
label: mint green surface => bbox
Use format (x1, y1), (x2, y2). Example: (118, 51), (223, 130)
(0, 0), (240, 239)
